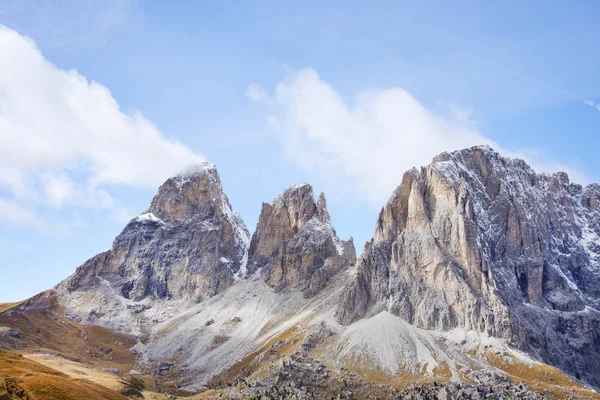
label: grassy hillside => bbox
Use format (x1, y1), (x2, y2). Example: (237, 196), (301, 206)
(0, 349), (129, 400)
(0, 295), (136, 371)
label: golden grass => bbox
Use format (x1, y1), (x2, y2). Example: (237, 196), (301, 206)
(0, 349), (129, 400)
(486, 352), (600, 399)
(0, 299), (137, 371)
(25, 354), (123, 392)
(0, 299), (174, 399)
(0, 302), (22, 314)
(19, 353), (180, 400)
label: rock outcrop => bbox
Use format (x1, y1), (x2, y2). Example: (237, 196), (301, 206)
(59, 162), (250, 302)
(336, 146), (600, 388)
(248, 184), (356, 295)
(208, 352), (552, 400)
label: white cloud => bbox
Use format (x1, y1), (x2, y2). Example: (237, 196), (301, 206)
(0, 26), (205, 231)
(246, 83), (267, 102)
(39, 171), (116, 209)
(41, 172), (78, 208)
(0, 199), (42, 228)
(265, 69), (495, 205)
(0, 167), (34, 199)
(262, 68), (591, 206)
(581, 98), (600, 112)
(0, 198), (71, 235)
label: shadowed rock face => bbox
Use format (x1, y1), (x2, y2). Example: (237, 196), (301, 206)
(248, 184), (356, 295)
(60, 163), (250, 302)
(336, 146), (600, 388)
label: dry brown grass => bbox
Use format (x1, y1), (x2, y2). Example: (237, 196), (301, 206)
(0, 297), (169, 399)
(0, 349), (129, 400)
(0, 303), (22, 314)
(486, 352), (600, 399)
(0, 298), (137, 372)
(19, 353), (177, 400)
(25, 354), (124, 392)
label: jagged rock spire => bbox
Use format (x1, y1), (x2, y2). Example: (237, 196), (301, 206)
(316, 191), (330, 222)
(248, 183), (356, 295)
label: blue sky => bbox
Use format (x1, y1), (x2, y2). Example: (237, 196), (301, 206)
(0, 1), (599, 302)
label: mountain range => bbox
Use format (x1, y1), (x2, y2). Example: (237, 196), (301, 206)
(1, 146), (600, 399)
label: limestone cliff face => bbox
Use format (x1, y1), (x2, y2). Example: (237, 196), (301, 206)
(248, 184), (356, 295)
(336, 146), (600, 388)
(60, 163), (250, 302)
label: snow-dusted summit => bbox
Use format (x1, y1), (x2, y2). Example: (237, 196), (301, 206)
(58, 162), (250, 311)
(336, 145), (600, 389)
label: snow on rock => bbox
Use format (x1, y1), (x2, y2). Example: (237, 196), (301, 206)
(333, 235), (344, 256)
(49, 148), (600, 392)
(336, 145), (600, 389)
(134, 212), (164, 224)
(56, 161), (252, 331)
(178, 161), (217, 178)
(130, 269), (542, 390)
(136, 272), (319, 390)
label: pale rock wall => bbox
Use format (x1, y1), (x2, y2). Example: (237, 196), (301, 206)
(336, 146), (600, 388)
(248, 184), (356, 295)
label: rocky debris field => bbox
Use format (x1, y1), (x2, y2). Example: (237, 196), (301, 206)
(206, 352), (555, 400)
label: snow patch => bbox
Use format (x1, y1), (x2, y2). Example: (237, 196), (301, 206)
(291, 183), (310, 190)
(135, 213), (164, 224)
(333, 235), (344, 256)
(581, 225), (600, 264)
(178, 162), (216, 178)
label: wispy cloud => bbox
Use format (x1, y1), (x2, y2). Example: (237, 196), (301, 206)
(505, 72), (600, 112)
(246, 83), (267, 102)
(0, 199), (71, 236)
(583, 99), (600, 112)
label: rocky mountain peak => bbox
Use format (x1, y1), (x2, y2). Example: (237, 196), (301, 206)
(316, 192), (330, 222)
(58, 162), (250, 309)
(249, 184), (356, 294)
(275, 183), (318, 232)
(8, 146), (600, 396)
(147, 162), (228, 222)
(337, 145), (600, 388)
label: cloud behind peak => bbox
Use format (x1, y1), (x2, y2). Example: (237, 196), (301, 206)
(0, 25), (205, 230)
